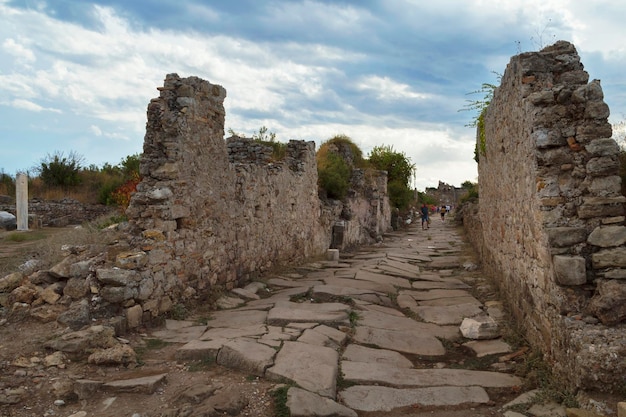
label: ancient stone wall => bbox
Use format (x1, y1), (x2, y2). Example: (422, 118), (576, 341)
(469, 41), (625, 392)
(123, 74), (390, 314)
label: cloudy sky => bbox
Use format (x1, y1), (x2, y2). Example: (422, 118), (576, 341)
(1, 0), (625, 191)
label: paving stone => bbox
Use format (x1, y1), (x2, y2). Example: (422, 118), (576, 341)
(369, 264), (420, 280)
(150, 325), (207, 343)
(287, 387), (357, 417)
(412, 279), (471, 289)
(356, 309), (460, 339)
(267, 301), (350, 326)
(355, 302), (406, 317)
(339, 385), (490, 412)
(266, 341), (339, 399)
(267, 278), (324, 288)
(397, 292), (418, 310)
(103, 373), (167, 394)
(216, 338), (276, 377)
(404, 289), (474, 301)
(312, 284), (382, 299)
(175, 339), (224, 361)
(463, 339), (512, 357)
(354, 270), (412, 288)
(164, 319), (197, 330)
(261, 325), (299, 342)
(427, 256), (463, 269)
(230, 287), (260, 300)
(322, 277), (396, 294)
(381, 257), (420, 271)
(528, 402), (567, 417)
(310, 324), (348, 345)
(411, 303), (484, 325)
(216, 295), (245, 309)
(501, 389), (541, 410)
(205, 309), (267, 328)
(342, 344), (413, 368)
(199, 324), (267, 340)
(353, 326), (446, 356)
(418, 296), (482, 307)
(386, 252), (432, 262)
(341, 362), (522, 388)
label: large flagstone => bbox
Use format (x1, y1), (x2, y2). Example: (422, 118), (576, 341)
(353, 326), (446, 356)
(267, 300), (350, 326)
(204, 309), (267, 328)
(339, 385), (490, 412)
(356, 309), (459, 339)
(411, 303), (484, 325)
(341, 362), (522, 388)
(322, 277), (396, 294)
(354, 270), (411, 289)
(342, 344), (413, 368)
(266, 341), (339, 398)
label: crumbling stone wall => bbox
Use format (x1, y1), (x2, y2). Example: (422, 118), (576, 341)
(468, 41), (625, 392)
(124, 74), (390, 314)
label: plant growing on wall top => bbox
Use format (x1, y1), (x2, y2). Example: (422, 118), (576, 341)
(316, 134), (364, 200)
(460, 72), (501, 163)
(228, 126), (287, 161)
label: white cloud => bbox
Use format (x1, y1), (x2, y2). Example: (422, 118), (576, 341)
(12, 98), (60, 113)
(2, 38), (35, 65)
(90, 125), (102, 136)
(355, 76), (433, 101)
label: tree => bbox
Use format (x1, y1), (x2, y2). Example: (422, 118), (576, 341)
(37, 151), (84, 187)
(368, 145), (415, 188)
(367, 145), (416, 209)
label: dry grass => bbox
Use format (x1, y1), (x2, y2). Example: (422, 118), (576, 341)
(0, 216), (122, 277)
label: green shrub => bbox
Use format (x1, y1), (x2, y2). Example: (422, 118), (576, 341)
(318, 152), (351, 199)
(387, 179), (414, 210)
(37, 151), (84, 187)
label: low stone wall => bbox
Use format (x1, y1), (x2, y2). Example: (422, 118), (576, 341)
(1, 198), (115, 227)
(471, 41), (626, 392)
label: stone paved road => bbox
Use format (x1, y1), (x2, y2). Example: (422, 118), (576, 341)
(150, 216), (527, 416)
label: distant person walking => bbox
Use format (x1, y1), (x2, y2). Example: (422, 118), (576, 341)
(440, 205), (447, 222)
(421, 203), (430, 230)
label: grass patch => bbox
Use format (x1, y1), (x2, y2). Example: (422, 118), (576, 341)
(348, 310), (360, 327)
(4, 231), (46, 242)
(144, 338), (170, 350)
(169, 303), (189, 320)
(186, 357), (215, 372)
(271, 385), (291, 417)
(514, 350), (578, 408)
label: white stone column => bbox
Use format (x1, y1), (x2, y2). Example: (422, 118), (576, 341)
(16, 173), (28, 231)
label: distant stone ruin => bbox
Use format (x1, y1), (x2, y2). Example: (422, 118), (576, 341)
(123, 74), (390, 312)
(463, 41), (626, 392)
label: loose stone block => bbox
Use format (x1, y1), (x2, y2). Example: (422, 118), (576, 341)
(460, 316), (500, 339)
(326, 249), (339, 261)
(553, 255), (586, 285)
